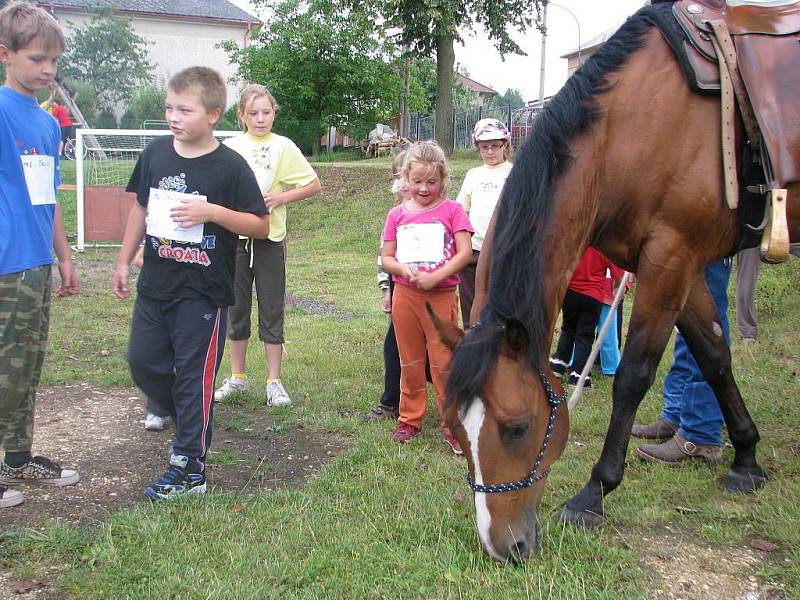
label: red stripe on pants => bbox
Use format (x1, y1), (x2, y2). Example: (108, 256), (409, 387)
(200, 308), (221, 456)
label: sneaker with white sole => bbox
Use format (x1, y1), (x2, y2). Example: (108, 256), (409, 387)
(145, 413), (172, 431)
(266, 380), (292, 406)
(214, 376), (249, 401)
(0, 456), (80, 487)
(0, 484), (23, 508)
(144, 453), (207, 501)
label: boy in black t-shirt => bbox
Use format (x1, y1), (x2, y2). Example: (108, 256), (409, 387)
(112, 67), (269, 501)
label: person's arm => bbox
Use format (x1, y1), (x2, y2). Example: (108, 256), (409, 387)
(381, 240), (416, 282)
(52, 203), (79, 296)
(411, 230), (473, 290)
(112, 203), (147, 299)
(264, 178), (321, 211)
(169, 199), (270, 239)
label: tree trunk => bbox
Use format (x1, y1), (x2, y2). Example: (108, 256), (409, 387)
(435, 34), (455, 155)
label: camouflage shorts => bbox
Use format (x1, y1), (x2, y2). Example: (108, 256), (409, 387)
(0, 265), (52, 453)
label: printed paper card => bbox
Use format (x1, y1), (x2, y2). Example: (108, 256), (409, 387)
(21, 155), (56, 206)
(146, 188), (207, 244)
(395, 222), (446, 264)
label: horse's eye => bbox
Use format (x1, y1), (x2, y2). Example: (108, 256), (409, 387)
(507, 422), (530, 440)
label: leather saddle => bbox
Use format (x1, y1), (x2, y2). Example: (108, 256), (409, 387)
(671, 0), (800, 189)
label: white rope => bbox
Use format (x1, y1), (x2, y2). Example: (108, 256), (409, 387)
(568, 271), (632, 413)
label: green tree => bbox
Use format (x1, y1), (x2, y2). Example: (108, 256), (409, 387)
(60, 9), (154, 111)
(120, 83), (165, 129)
(369, 0), (546, 154)
(496, 87), (527, 110)
(223, 0), (402, 155)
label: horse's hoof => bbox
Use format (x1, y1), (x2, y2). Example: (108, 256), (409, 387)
(559, 506), (604, 528)
(722, 467), (767, 494)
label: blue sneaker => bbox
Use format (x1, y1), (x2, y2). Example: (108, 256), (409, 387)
(144, 453), (206, 501)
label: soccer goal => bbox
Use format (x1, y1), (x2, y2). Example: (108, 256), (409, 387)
(74, 128), (241, 250)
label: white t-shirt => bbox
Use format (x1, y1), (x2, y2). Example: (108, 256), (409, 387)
(456, 161), (512, 251)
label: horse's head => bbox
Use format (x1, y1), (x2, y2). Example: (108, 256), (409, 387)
(429, 307), (570, 562)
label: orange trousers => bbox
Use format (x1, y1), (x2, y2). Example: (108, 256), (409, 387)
(391, 283), (458, 433)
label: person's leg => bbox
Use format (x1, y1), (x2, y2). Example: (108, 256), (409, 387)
(167, 298), (227, 461)
(552, 289), (580, 366)
(128, 295), (176, 420)
(0, 266), (78, 487)
(254, 239), (291, 404)
(677, 258), (730, 446)
(569, 294), (603, 379)
(0, 266), (49, 461)
(217, 239), (254, 398)
(381, 319), (401, 409)
(457, 249), (479, 328)
(735, 247), (759, 341)
(422, 288), (459, 434)
(391, 285), (427, 435)
(598, 304), (620, 375)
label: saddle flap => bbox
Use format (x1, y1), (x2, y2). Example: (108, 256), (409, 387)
(735, 33), (800, 186)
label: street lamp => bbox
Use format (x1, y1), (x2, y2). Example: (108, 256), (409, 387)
(537, 1), (582, 108)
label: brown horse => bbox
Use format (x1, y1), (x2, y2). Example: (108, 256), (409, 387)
(437, 4), (799, 562)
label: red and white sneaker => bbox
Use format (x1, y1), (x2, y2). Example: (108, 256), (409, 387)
(443, 433), (464, 456)
(392, 422), (421, 443)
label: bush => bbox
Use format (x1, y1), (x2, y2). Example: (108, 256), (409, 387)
(95, 110), (117, 129)
(120, 84), (165, 129)
(218, 105), (241, 131)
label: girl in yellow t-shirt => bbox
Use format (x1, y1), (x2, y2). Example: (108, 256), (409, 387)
(215, 84), (321, 406)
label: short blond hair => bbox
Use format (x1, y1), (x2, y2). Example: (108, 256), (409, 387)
(237, 83), (279, 132)
(0, 1), (65, 53)
(402, 141), (451, 198)
(168, 67), (226, 124)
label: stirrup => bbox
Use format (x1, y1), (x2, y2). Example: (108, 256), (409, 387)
(759, 188), (790, 263)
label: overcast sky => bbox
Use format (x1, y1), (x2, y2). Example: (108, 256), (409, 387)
(228, 0), (645, 102)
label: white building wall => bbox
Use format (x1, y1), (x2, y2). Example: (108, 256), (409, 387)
(54, 11), (248, 114)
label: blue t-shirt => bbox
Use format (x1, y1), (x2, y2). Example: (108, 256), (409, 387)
(0, 86), (61, 276)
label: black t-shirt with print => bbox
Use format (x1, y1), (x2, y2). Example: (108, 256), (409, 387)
(126, 136), (267, 307)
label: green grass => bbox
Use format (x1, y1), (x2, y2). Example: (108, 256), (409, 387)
(5, 156), (800, 598)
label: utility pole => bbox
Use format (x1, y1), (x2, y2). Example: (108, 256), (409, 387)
(538, 0), (548, 108)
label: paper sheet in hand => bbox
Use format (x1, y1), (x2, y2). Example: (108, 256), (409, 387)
(146, 188), (207, 243)
(395, 222), (445, 264)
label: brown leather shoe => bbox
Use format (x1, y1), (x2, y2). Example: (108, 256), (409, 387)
(636, 432), (723, 466)
(631, 417), (677, 440)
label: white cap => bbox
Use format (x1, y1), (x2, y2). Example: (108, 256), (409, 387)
(473, 118), (510, 142)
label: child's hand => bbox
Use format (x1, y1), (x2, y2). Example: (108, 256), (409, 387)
(399, 265), (417, 282)
(381, 288), (392, 313)
(264, 192), (285, 211)
(56, 259), (79, 297)
(112, 264), (131, 299)
(170, 198), (215, 228)
(410, 270), (440, 291)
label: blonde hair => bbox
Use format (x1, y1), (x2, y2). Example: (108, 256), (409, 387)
(390, 149), (408, 203)
(167, 67), (226, 124)
(237, 84), (280, 132)
(0, 1), (64, 53)
(402, 141), (450, 198)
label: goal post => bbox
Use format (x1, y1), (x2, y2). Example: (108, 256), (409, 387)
(74, 128), (241, 250)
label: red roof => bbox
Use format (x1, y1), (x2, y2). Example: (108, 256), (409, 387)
(457, 74), (498, 95)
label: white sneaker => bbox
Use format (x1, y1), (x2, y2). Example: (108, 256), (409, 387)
(0, 485), (23, 508)
(145, 413), (172, 431)
(266, 380), (292, 406)
(214, 376), (249, 401)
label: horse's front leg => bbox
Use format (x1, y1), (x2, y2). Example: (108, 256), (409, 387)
(673, 264), (766, 493)
(560, 295), (679, 526)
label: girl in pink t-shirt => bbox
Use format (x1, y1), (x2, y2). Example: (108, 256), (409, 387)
(381, 141), (474, 454)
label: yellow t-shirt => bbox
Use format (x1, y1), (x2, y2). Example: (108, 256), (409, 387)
(224, 132), (318, 242)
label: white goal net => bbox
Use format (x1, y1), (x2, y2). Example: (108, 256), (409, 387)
(74, 128), (241, 250)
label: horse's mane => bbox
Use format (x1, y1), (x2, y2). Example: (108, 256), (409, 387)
(447, 8), (657, 408)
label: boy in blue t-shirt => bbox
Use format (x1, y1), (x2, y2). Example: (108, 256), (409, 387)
(0, 2), (80, 509)
(113, 67), (269, 501)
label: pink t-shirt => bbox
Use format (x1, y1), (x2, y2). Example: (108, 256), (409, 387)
(382, 199), (474, 288)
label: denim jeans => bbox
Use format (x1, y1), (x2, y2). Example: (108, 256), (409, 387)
(598, 304), (620, 375)
(662, 258), (731, 446)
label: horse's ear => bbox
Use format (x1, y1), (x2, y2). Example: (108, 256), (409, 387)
(425, 301), (464, 351)
(501, 319), (529, 358)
